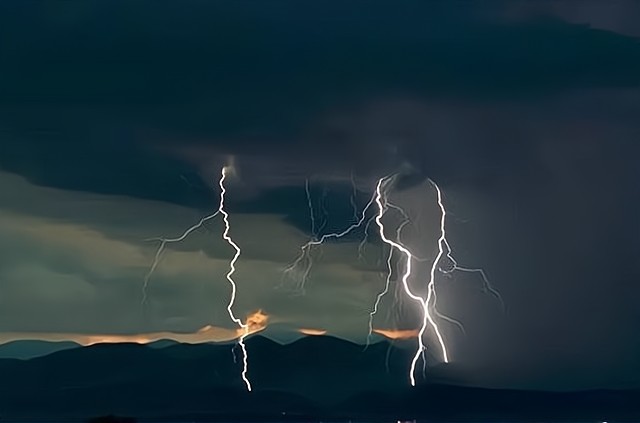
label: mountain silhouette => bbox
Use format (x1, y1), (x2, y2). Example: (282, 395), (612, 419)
(0, 335), (638, 421)
(0, 339), (81, 359)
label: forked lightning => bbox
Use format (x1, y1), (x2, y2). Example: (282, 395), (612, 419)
(144, 164), (500, 390)
(282, 192), (377, 293)
(143, 164), (253, 391)
(143, 211), (220, 305)
(285, 173), (501, 386)
(373, 176), (449, 386)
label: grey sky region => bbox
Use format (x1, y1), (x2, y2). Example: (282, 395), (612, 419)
(1, 0), (640, 392)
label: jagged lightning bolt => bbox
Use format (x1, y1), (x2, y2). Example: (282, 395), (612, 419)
(142, 211), (221, 306)
(373, 176), (449, 386)
(143, 166), (252, 391)
(288, 175), (407, 348)
(365, 218), (410, 348)
(387, 183), (468, 336)
(367, 176), (499, 383)
(282, 189), (378, 293)
(365, 192), (410, 348)
(217, 165), (252, 392)
(366, 243), (394, 349)
(426, 178), (504, 312)
(356, 181), (403, 263)
(288, 173), (498, 386)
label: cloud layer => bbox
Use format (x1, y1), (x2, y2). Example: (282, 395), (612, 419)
(1, 1), (640, 391)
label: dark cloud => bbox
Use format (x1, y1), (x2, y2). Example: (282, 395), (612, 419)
(1, 0), (640, 202)
(503, 0), (640, 37)
(1, 1), (640, 391)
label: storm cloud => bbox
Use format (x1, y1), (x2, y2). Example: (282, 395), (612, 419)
(0, 0), (639, 391)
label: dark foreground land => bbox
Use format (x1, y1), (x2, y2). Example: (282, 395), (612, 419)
(0, 336), (638, 421)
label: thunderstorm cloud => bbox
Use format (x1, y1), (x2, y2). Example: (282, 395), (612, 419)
(0, 0), (639, 391)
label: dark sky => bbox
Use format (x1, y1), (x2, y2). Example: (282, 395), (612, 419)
(0, 0), (639, 391)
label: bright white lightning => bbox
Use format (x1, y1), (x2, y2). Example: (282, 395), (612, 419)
(366, 242), (394, 349)
(287, 176), (402, 347)
(422, 179), (450, 358)
(143, 166), (252, 391)
(287, 173), (499, 386)
(217, 165), (252, 392)
(365, 217), (410, 348)
(365, 186), (409, 347)
(425, 178), (504, 312)
(373, 176), (449, 387)
(387, 184), (479, 337)
(358, 198), (405, 262)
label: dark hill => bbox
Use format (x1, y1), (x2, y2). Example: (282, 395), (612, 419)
(0, 339), (81, 359)
(145, 339), (180, 349)
(0, 335), (638, 421)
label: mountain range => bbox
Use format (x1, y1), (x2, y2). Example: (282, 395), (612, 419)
(0, 339), (81, 359)
(0, 335), (638, 421)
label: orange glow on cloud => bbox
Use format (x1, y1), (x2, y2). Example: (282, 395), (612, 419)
(0, 310), (269, 346)
(298, 328), (327, 336)
(244, 309), (268, 334)
(373, 329), (419, 340)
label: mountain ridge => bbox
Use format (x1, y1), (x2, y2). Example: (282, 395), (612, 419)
(0, 335), (638, 420)
(0, 339), (81, 359)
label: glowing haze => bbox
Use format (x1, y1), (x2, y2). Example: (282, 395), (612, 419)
(0, 310), (268, 346)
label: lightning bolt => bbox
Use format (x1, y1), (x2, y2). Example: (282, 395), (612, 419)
(287, 175), (404, 351)
(425, 178), (504, 317)
(366, 182), (443, 382)
(365, 196), (410, 348)
(142, 211), (220, 306)
(142, 165), (252, 391)
(282, 189), (377, 293)
(288, 175), (465, 377)
(366, 242), (394, 349)
(145, 166), (500, 392)
(349, 171), (359, 223)
(217, 165), (252, 392)
(305, 178), (317, 239)
(292, 174), (498, 388)
(356, 179), (398, 263)
(382, 180), (488, 343)
(373, 176), (449, 386)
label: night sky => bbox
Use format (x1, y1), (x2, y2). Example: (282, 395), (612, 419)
(1, 0), (640, 392)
